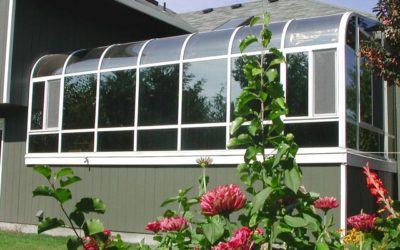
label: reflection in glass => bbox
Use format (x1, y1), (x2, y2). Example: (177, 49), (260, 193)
(29, 134), (58, 153)
(360, 58), (372, 124)
(137, 129), (177, 151)
(346, 16), (356, 50)
(47, 80), (60, 128)
(62, 133), (94, 152)
(284, 122), (338, 147)
(387, 85), (395, 136)
(33, 55), (68, 77)
(101, 42), (144, 69)
(286, 52), (308, 116)
(182, 60), (226, 124)
(63, 74), (96, 129)
(181, 127), (226, 150)
(184, 29), (234, 59)
(314, 50), (336, 114)
(359, 127), (381, 155)
(373, 73), (383, 129)
(140, 35), (188, 65)
(66, 48), (106, 74)
(99, 70), (136, 127)
(346, 122), (357, 149)
(97, 131), (134, 152)
(346, 47), (357, 121)
(31, 82), (45, 130)
(138, 65), (179, 126)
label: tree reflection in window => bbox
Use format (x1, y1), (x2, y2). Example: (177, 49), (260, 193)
(182, 59), (227, 124)
(63, 74), (96, 129)
(99, 70), (136, 127)
(31, 82), (45, 129)
(139, 64), (179, 126)
(360, 58), (373, 124)
(346, 47), (357, 121)
(286, 52), (308, 116)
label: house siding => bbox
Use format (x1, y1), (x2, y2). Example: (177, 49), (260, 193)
(0, 0), (10, 102)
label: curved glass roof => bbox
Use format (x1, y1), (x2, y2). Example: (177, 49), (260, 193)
(32, 13), (379, 78)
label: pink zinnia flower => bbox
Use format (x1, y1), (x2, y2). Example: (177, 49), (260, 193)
(211, 227), (263, 250)
(82, 236), (99, 250)
(145, 220), (161, 232)
(159, 216), (188, 232)
(103, 229), (112, 237)
(314, 197), (339, 212)
(347, 213), (376, 232)
(200, 184), (246, 216)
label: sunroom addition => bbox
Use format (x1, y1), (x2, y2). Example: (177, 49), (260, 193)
(26, 12), (395, 168)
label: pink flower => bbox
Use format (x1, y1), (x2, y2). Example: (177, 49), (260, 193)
(159, 216), (188, 232)
(145, 220), (161, 232)
(314, 197), (339, 212)
(212, 227), (263, 250)
(347, 213), (376, 232)
(200, 184), (246, 216)
(103, 229), (112, 237)
(82, 236), (99, 250)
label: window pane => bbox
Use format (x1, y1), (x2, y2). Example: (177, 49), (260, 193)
(284, 122), (338, 147)
(181, 127), (226, 150)
(360, 58), (372, 124)
(33, 54), (68, 77)
(101, 42), (144, 69)
(346, 16), (356, 50)
(359, 128), (382, 155)
(373, 73), (383, 129)
(138, 65), (179, 126)
(99, 70), (136, 127)
(314, 50), (336, 114)
(97, 131), (133, 152)
(284, 14), (341, 48)
(182, 60), (227, 124)
(140, 35), (188, 65)
(29, 134), (58, 153)
(346, 47), (357, 121)
(346, 122), (357, 149)
(47, 80), (60, 128)
(137, 129), (177, 151)
(62, 133), (94, 152)
(63, 74), (96, 129)
(387, 85), (395, 135)
(66, 48), (106, 74)
(184, 29), (234, 59)
(31, 82), (45, 130)
(286, 52), (308, 116)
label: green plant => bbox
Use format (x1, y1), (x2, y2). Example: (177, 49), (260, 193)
(32, 165), (128, 250)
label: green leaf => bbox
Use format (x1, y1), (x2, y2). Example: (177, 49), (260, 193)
(263, 14), (270, 26)
(202, 222), (224, 244)
(70, 210), (85, 228)
(33, 165), (52, 180)
(55, 168), (74, 180)
(273, 143), (290, 167)
(53, 188), (72, 204)
(248, 119), (261, 136)
(269, 58), (284, 67)
(33, 185), (54, 197)
(38, 217), (64, 234)
(250, 16), (261, 26)
(60, 176), (82, 187)
(252, 187), (273, 214)
(316, 242), (330, 250)
(67, 237), (80, 250)
(76, 198), (106, 214)
(230, 117), (245, 135)
(275, 97), (286, 110)
(269, 48), (285, 62)
(266, 68), (278, 82)
(252, 67), (262, 76)
(237, 163), (249, 173)
(283, 215), (308, 228)
(240, 35), (258, 53)
(284, 167), (302, 193)
(83, 219), (104, 236)
(161, 196), (179, 207)
(303, 213), (319, 232)
(245, 146), (259, 162)
(261, 29), (272, 48)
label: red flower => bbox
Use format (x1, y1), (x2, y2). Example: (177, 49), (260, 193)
(82, 236), (99, 250)
(103, 229), (112, 237)
(159, 216), (188, 232)
(212, 227), (262, 250)
(314, 197), (339, 212)
(363, 163), (388, 204)
(347, 213), (376, 232)
(145, 220), (161, 232)
(200, 184), (246, 216)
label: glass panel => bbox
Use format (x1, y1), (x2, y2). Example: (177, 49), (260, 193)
(346, 16), (356, 50)
(387, 85), (395, 136)
(372, 73), (383, 129)
(359, 127), (381, 154)
(181, 127), (226, 150)
(314, 50), (336, 114)
(184, 29), (234, 59)
(214, 16), (252, 31)
(63, 74), (97, 129)
(346, 47), (357, 121)
(66, 47), (106, 74)
(31, 82), (45, 130)
(29, 134), (58, 153)
(284, 14), (342, 48)
(182, 59), (227, 124)
(231, 22), (286, 54)
(346, 122), (357, 149)
(360, 58), (372, 124)
(99, 70), (136, 128)
(97, 131), (134, 152)
(62, 133), (94, 152)
(389, 137), (396, 160)
(46, 80), (60, 128)
(284, 122), (338, 147)
(140, 35), (188, 65)
(286, 52), (308, 116)
(137, 129), (177, 151)
(101, 42), (144, 69)
(33, 54), (68, 77)
(138, 64), (179, 126)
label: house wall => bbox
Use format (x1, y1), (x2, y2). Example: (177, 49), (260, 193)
(0, 0), (10, 102)
(9, 0), (188, 107)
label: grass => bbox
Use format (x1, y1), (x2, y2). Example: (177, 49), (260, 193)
(0, 230), (141, 250)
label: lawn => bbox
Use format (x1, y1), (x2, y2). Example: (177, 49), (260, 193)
(0, 230), (140, 249)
